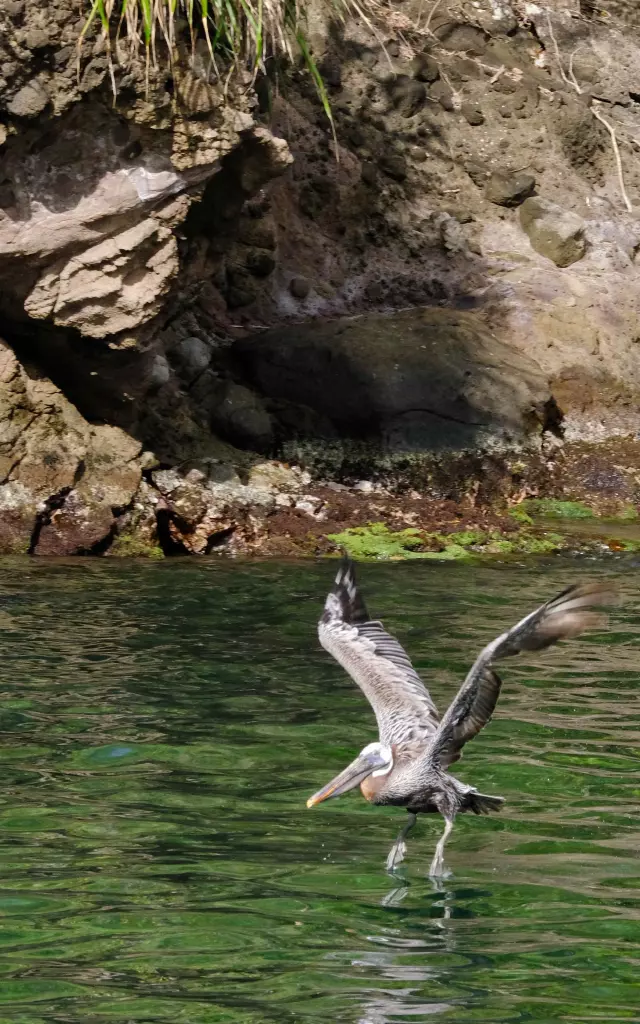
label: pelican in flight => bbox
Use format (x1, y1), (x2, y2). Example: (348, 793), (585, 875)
(307, 558), (615, 876)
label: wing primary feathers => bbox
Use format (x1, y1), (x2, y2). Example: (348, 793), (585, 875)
(429, 579), (616, 768)
(321, 554), (369, 628)
(318, 555), (440, 747)
(488, 580), (617, 660)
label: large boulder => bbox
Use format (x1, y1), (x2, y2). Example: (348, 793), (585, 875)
(232, 308), (552, 453)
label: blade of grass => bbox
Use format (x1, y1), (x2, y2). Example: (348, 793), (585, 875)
(77, 0), (395, 153)
(296, 29), (338, 159)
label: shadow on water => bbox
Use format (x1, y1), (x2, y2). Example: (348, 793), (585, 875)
(0, 555), (638, 1022)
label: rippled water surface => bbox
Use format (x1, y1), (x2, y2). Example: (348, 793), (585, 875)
(0, 556), (639, 1023)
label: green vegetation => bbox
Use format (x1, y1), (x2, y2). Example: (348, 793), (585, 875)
(616, 504), (639, 521)
(485, 532), (566, 556)
(326, 523), (432, 560)
(109, 534), (164, 558)
(516, 499), (594, 519)
(508, 504), (534, 526)
(80, 0), (384, 132)
(326, 522), (568, 561)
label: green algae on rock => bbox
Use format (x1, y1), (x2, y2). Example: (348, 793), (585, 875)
(326, 523), (431, 560)
(326, 522), (569, 562)
(109, 535), (164, 559)
(519, 499), (595, 520)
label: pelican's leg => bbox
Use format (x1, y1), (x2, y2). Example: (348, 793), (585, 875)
(386, 812), (417, 872)
(429, 817), (454, 877)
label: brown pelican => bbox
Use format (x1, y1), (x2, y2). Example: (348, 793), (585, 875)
(307, 558), (615, 875)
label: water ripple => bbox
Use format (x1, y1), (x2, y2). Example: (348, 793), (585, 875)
(0, 556), (636, 1022)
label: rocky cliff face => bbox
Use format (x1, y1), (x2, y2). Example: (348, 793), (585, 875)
(2, 0), (640, 556)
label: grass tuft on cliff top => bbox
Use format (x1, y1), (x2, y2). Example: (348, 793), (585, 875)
(81, 0), (387, 129)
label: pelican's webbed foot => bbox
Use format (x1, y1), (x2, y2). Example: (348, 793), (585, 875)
(386, 812), (417, 872)
(386, 839), (407, 872)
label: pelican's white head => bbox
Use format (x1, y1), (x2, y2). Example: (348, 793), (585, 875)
(306, 741), (393, 807)
(359, 741), (394, 776)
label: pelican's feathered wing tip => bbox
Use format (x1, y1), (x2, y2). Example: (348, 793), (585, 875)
(429, 577), (619, 770)
(495, 578), (618, 658)
(321, 553), (369, 627)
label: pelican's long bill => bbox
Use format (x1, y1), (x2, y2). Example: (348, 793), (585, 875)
(306, 748), (390, 808)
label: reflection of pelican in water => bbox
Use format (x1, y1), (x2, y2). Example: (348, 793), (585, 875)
(307, 557), (615, 875)
(356, 882), (457, 1022)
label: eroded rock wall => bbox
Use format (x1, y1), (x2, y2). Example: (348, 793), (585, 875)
(217, 0), (640, 448)
(2, 0), (640, 556)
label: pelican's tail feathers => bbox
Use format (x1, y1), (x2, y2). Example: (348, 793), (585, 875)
(466, 791), (505, 815)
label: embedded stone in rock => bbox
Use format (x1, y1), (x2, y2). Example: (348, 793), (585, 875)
(209, 382), (274, 453)
(151, 470), (211, 528)
(246, 250), (276, 277)
(391, 78), (427, 117)
(175, 70), (220, 115)
(319, 54), (342, 89)
(411, 53), (440, 83)
(379, 152), (407, 181)
(289, 276), (310, 299)
(465, 161), (490, 187)
(170, 336), (211, 382)
(147, 353), (172, 390)
(485, 171), (536, 207)
(232, 307), (551, 453)
(247, 461), (309, 494)
(347, 124), (366, 148)
(436, 22), (488, 56)
(79, 426), (143, 510)
(226, 268), (259, 308)
(24, 26), (51, 50)
(430, 80), (455, 111)
(519, 197), (587, 268)
(237, 218), (277, 249)
(462, 103), (485, 126)
(7, 80), (49, 118)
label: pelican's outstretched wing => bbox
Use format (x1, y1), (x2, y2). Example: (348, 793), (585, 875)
(429, 580), (617, 769)
(318, 557), (440, 747)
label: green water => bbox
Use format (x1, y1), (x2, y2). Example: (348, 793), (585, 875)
(0, 557), (639, 1024)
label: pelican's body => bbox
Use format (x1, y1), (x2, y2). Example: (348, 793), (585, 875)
(307, 558), (615, 875)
